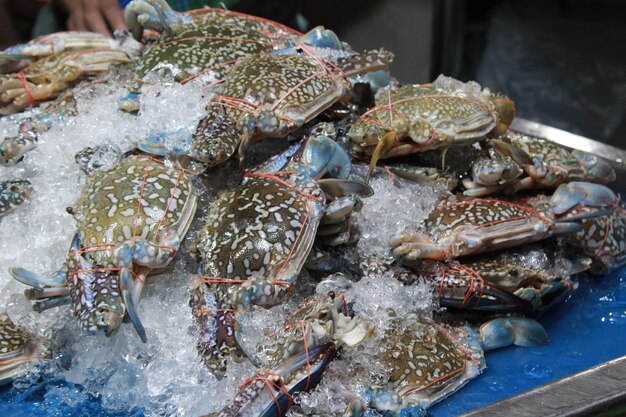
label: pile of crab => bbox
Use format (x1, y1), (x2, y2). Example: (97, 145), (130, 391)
(1, 0), (625, 415)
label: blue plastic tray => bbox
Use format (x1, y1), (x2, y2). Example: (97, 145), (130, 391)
(2, 266), (625, 416)
(430, 266), (626, 416)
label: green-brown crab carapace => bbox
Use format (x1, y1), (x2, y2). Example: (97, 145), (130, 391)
(10, 155), (197, 342)
(347, 74), (515, 176)
(120, 1), (302, 112)
(189, 48), (394, 168)
(189, 134), (369, 376)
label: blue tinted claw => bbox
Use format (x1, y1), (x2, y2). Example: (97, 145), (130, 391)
(479, 317), (549, 351)
(9, 267), (67, 289)
(318, 178), (374, 198)
(120, 268), (147, 343)
(119, 91), (141, 113)
(124, 0), (193, 40)
(296, 135), (351, 179)
(137, 129), (193, 157)
(32, 296), (72, 313)
(551, 182), (617, 217)
(298, 26), (344, 50)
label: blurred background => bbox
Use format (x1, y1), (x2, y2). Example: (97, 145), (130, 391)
(2, 0), (625, 145)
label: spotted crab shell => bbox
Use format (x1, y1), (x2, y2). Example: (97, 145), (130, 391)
(72, 155), (194, 267)
(196, 171), (324, 302)
(132, 12), (298, 85)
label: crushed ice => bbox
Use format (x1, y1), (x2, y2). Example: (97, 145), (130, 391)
(0, 72), (441, 415)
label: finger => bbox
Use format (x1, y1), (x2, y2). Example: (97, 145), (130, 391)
(67, 10), (87, 32)
(83, 0), (112, 36)
(67, 2), (87, 32)
(101, 0), (126, 31)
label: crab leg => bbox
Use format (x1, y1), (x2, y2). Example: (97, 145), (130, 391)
(9, 267), (67, 290)
(31, 297), (73, 313)
(2, 32), (120, 60)
(211, 342), (336, 417)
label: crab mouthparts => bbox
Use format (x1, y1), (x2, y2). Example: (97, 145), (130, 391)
(98, 309), (123, 337)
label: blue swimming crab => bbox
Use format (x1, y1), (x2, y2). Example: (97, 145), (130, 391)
(569, 203), (626, 274)
(390, 181), (618, 261)
(0, 33), (136, 115)
(138, 43), (393, 168)
(0, 31), (127, 74)
(463, 133), (616, 196)
(10, 153), (197, 342)
(342, 318), (486, 416)
(0, 179), (32, 218)
(399, 245), (583, 315)
(120, 0), (312, 112)
(121, 0), (350, 112)
(189, 134), (371, 376)
(348, 75), (515, 176)
(0, 312), (49, 386)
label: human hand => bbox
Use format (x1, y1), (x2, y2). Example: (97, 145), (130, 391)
(60, 0), (126, 37)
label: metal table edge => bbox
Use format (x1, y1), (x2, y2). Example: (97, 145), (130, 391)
(459, 355), (626, 417)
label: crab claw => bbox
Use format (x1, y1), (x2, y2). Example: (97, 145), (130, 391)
(120, 268), (147, 343)
(298, 27), (344, 50)
(478, 317), (549, 351)
(136, 128), (193, 157)
(293, 134), (351, 179)
(0, 133), (38, 166)
(0, 179), (33, 216)
(212, 342), (336, 417)
(124, 0), (194, 40)
(0, 313), (50, 386)
(571, 150), (616, 183)
(551, 181), (617, 219)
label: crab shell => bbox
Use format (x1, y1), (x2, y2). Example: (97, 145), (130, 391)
(194, 170), (325, 308)
(0, 313), (49, 386)
(569, 205), (626, 274)
(0, 48), (130, 115)
(348, 74), (515, 160)
(464, 133), (616, 196)
(377, 320), (485, 410)
(125, 10), (299, 93)
(190, 52), (351, 167)
(68, 155), (196, 334)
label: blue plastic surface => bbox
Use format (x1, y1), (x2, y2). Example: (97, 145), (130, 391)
(430, 266), (626, 416)
(1, 267), (625, 416)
